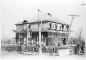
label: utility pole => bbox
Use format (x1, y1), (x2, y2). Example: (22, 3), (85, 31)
(81, 2), (86, 51)
(68, 15), (80, 34)
(38, 9), (42, 54)
(79, 29), (82, 40)
(37, 9), (52, 54)
(68, 15), (80, 43)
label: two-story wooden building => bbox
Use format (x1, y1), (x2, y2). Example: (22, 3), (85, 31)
(14, 19), (70, 54)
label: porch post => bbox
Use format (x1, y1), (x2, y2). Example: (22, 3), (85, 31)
(19, 32), (20, 45)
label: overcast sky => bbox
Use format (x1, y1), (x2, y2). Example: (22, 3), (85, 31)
(1, 0), (86, 40)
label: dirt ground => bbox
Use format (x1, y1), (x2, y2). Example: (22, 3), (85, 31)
(0, 50), (86, 60)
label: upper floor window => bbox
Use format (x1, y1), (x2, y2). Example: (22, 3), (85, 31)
(55, 24), (57, 30)
(49, 22), (69, 31)
(66, 25), (69, 31)
(60, 25), (62, 30)
(62, 24), (64, 30)
(49, 23), (52, 29)
(52, 23), (55, 29)
(16, 25), (24, 31)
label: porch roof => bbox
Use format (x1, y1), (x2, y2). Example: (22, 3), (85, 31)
(13, 30), (27, 33)
(31, 29), (69, 33)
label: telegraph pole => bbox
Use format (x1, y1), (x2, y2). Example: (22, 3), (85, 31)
(81, 2), (86, 52)
(68, 15), (80, 35)
(68, 15), (80, 45)
(37, 9), (52, 54)
(38, 9), (42, 54)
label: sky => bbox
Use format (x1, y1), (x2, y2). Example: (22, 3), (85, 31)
(1, 0), (86, 40)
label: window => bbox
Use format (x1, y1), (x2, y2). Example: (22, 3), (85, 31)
(66, 25), (69, 31)
(57, 24), (59, 30)
(62, 38), (66, 45)
(60, 26), (62, 30)
(52, 23), (55, 29)
(62, 24), (64, 30)
(49, 23), (52, 29)
(55, 24), (57, 30)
